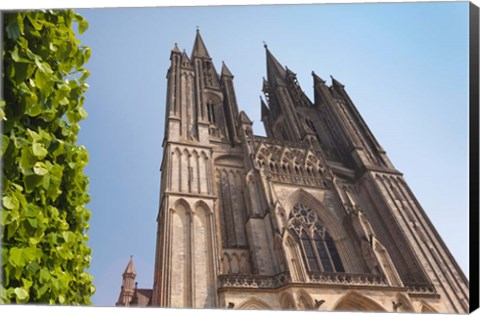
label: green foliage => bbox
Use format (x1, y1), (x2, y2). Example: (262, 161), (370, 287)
(2, 10), (94, 304)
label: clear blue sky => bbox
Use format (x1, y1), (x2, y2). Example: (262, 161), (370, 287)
(75, 2), (469, 306)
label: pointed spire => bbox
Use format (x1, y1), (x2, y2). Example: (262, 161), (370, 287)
(260, 97), (270, 119)
(239, 111), (252, 124)
(192, 29), (210, 59)
(286, 66), (296, 77)
(221, 61), (234, 78)
(331, 75), (345, 88)
(172, 43), (180, 53)
(265, 45), (286, 85)
(312, 71), (326, 85)
(123, 255), (137, 276)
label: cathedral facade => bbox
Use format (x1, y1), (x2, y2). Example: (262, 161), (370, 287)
(117, 31), (469, 313)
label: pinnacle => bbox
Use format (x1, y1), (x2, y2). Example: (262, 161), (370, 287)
(123, 256), (137, 276)
(221, 61), (234, 78)
(286, 66), (296, 77)
(239, 111), (252, 124)
(331, 75), (345, 88)
(312, 71), (326, 84)
(172, 43), (180, 53)
(180, 50), (192, 65)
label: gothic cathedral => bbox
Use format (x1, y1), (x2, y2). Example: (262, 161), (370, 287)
(117, 31), (469, 313)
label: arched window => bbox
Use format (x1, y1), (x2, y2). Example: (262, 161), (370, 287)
(288, 203), (344, 273)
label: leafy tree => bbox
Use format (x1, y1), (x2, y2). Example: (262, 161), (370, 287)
(1, 10), (94, 304)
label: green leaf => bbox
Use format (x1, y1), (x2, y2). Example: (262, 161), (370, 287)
(2, 135), (10, 156)
(25, 94), (41, 117)
(59, 221), (69, 230)
(7, 219), (20, 239)
(59, 98), (69, 105)
(11, 46), (32, 64)
(49, 42), (58, 52)
(50, 140), (65, 158)
(74, 14), (89, 35)
(38, 129), (52, 142)
(33, 162), (48, 176)
(9, 247), (24, 267)
(14, 287), (29, 301)
(62, 231), (75, 243)
(34, 58), (53, 75)
(34, 67), (54, 91)
(3, 196), (18, 210)
(39, 268), (51, 284)
(14, 63), (28, 84)
(27, 218), (38, 230)
(11, 182), (24, 192)
(27, 129), (42, 141)
(25, 261), (40, 274)
(13, 190), (27, 211)
(24, 174), (43, 192)
(27, 12), (45, 31)
(23, 247), (42, 261)
(79, 107), (88, 120)
(5, 19), (21, 40)
(84, 47), (91, 63)
(17, 12), (25, 35)
(79, 70), (90, 82)
(20, 148), (37, 170)
(66, 110), (80, 123)
(36, 283), (49, 298)
(32, 142), (48, 159)
(22, 278), (33, 290)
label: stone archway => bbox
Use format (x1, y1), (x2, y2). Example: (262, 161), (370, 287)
(333, 291), (386, 312)
(237, 297), (273, 310)
(420, 302), (438, 313)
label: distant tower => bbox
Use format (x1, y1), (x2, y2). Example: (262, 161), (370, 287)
(119, 31), (468, 313)
(116, 256), (136, 306)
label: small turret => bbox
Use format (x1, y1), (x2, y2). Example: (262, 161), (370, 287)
(117, 256), (137, 306)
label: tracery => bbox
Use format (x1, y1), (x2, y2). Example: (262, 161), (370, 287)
(288, 203), (344, 273)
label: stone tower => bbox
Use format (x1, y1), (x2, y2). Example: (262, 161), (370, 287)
(119, 31), (469, 313)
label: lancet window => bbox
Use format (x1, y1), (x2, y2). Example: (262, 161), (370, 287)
(207, 101), (216, 124)
(288, 203), (344, 273)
